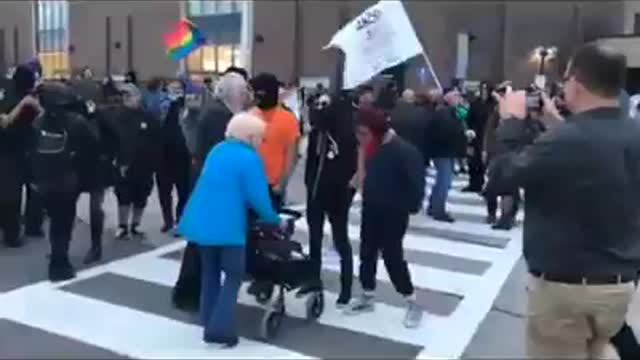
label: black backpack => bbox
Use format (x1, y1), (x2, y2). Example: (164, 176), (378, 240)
(29, 112), (78, 194)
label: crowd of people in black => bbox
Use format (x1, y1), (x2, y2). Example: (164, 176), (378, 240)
(3, 41), (640, 357)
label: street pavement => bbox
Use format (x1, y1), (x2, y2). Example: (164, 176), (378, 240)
(0, 162), (529, 359)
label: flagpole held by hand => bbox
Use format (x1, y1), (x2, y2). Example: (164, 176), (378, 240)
(421, 52), (442, 92)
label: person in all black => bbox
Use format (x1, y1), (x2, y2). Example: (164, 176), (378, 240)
(0, 66), (40, 248)
(299, 91), (357, 307)
(424, 89), (467, 223)
(390, 89), (430, 162)
(28, 82), (100, 281)
(172, 72), (247, 312)
(462, 82), (493, 193)
(112, 83), (162, 240)
(487, 43), (640, 358)
(156, 80), (191, 235)
(345, 106), (425, 329)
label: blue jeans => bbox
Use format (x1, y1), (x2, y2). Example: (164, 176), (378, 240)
(429, 158), (454, 215)
(199, 245), (245, 343)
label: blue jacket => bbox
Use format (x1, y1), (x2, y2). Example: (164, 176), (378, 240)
(178, 139), (280, 246)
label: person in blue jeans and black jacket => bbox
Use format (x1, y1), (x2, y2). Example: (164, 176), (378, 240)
(424, 89), (467, 223)
(178, 112), (281, 348)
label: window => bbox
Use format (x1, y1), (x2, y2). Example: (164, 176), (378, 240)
(185, 44), (241, 74)
(36, 0), (69, 78)
(187, 0), (241, 16)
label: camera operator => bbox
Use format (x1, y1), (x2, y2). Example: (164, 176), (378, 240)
(487, 42), (640, 358)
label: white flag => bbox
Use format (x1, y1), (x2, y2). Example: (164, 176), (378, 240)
(324, 0), (424, 89)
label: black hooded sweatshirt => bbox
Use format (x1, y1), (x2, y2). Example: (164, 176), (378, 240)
(304, 94), (358, 197)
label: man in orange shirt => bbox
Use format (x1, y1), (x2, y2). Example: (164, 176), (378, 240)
(249, 73), (300, 208)
(246, 73), (300, 298)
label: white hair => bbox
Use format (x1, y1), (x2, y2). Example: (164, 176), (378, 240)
(402, 88), (416, 103)
(215, 72), (247, 101)
(225, 112), (266, 145)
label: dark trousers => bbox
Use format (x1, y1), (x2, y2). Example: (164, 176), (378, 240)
(172, 160), (201, 311)
(42, 191), (79, 266)
(306, 185), (354, 295)
(466, 145), (485, 190)
(114, 172), (153, 209)
(611, 322), (640, 360)
(486, 192), (520, 220)
(156, 160), (191, 227)
(173, 242), (202, 310)
(24, 185), (45, 233)
(89, 190), (105, 248)
(200, 245), (245, 342)
(359, 205), (413, 296)
(0, 196), (21, 245)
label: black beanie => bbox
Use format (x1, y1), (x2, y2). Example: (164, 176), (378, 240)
(250, 72), (281, 110)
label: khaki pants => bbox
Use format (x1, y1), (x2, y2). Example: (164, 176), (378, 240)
(527, 274), (635, 359)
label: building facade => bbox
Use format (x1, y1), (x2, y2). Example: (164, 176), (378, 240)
(0, 0), (629, 88)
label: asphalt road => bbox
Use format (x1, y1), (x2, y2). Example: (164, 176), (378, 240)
(0, 163), (530, 359)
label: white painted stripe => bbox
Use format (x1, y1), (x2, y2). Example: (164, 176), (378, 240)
(345, 207), (519, 239)
(295, 221), (503, 263)
(0, 286), (311, 359)
(339, 255), (477, 296)
(106, 256), (454, 350)
(417, 232), (523, 359)
(426, 177), (467, 188)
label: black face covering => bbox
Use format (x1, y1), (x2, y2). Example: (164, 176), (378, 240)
(250, 73), (280, 110)
(13, 65), (36, 98)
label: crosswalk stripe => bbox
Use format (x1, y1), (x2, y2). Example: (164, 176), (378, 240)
(160, 249), (462, 317)
(103, 255), (452, 351)
(294, 221), (503, 263)
(0, 285), (311, 359)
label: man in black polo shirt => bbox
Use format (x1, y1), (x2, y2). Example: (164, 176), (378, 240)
(488, 42), (640, 358)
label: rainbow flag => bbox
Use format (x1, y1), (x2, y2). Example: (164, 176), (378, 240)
(164, 19), (206, 61)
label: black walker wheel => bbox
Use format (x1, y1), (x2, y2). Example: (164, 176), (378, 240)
(305, 291), (324, 321)
(260, 309), (284, 340)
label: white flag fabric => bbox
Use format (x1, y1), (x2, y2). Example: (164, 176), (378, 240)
(324, 0), (424, 89)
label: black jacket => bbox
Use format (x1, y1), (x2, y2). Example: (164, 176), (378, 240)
(161, 99), (191, 167)
(424, 106), (466, 159)
(0, 84), (39, 200)
(466, 99), (491, 149)
(113, 106), (162, 177)
(304, 98), (357, 197)
(362, 135), (425, 214)
(487, 108), (640, 276)
(390, 102), (430, 161)
(195, 99), (233, 164)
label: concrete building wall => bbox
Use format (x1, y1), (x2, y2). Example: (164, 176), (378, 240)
(69, 0), (181, 81)
(0, 1), (35, 70)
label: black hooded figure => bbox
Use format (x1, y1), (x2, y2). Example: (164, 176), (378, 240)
(298, 92), (358, 306)
(0, 65), (38, 247)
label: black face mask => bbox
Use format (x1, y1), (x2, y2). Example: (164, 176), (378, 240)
(254, 90), (278, 110)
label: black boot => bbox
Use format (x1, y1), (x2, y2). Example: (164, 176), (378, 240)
(115, 225), (129, 240)
(83, 246), (102, 265)
(486, 213), (497, 224)
(48, 259), (76, 282)
(492, 217), (514, 231)
(130, 224), (146, 239)
(4, 237), (24, 248)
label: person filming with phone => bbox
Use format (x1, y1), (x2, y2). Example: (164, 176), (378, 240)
(486, 42), (640, 358)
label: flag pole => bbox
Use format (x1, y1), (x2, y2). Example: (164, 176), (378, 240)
(421, 51), (442, 92)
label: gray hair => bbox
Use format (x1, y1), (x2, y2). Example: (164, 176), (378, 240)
(225, 112), (266, 144)
(215, 72), (247, 102)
